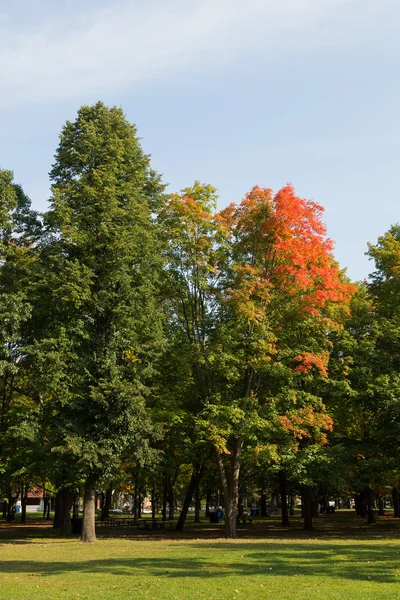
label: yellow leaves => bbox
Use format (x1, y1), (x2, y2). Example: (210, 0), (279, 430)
(254, 443), (279, 461)
(225, 263), (272, 327)
(124, 349), (141, 363)
(211, 432), (231, 455)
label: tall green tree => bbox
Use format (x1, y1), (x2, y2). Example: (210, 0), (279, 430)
(41, 102), (165, 541)
(0, 170), (41, 520)
(327, 266), (400, 524)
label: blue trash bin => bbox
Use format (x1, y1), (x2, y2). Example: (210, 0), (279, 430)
(209, 510), (223, 523)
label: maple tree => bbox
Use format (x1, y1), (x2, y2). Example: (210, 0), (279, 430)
(205, 185), (353, 535)
(161, 182), (353, 537)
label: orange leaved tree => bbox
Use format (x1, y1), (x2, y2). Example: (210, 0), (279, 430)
(161, 183), (353, 538)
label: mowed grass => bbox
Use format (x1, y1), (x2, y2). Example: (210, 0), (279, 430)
(1, 514), (400, 600)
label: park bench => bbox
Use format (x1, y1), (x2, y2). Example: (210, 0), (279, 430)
(97, 517), (139, 528)
(137, 519), (176, 530)
(239, 516), (253, 524)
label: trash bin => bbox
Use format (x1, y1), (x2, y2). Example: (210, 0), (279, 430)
(71, 517), (83, 534)
(209, 511), (218, 523)
(209, 510), (223, 523)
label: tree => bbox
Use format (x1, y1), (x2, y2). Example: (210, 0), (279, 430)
(161, 183), (353, 537)
(0, 169), (41, 521)
(198, 185), (353, 536)
(40, 102), (165, 541)
(158, 181), (222, 530)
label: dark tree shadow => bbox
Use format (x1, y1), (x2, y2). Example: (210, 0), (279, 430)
(1, 541), (399, 585)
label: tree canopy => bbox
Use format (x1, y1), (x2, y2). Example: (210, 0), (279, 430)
(1, 102), (400, 540)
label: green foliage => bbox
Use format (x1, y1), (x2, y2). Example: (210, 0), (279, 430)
(3, 102), (400, 532)
(35, 102), (165, 485)
(0, 168), (42, 501)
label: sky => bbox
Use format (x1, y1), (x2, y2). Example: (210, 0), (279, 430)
(1, 0), (399, 281)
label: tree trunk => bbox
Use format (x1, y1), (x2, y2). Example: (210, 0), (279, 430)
(81, 477), (96, 542)
(21, 488), (28, 524)
(366, 488), (376, 525)
(279, 471), (290, 526)
(162, 474), (167, 521)
(270, 493), (277, 514)
(53, 490), (63, 528)
(378, 495), (384, 516)
(133, 473), (139, 520)
(6, 493), (17, 522)
(289, 494), (294, 516)
(72, 494), (79, 518)
(392, 487), (400, 518)
(355, 491), (367, 518)
(167, 478), (174, 520)
(216, 438), (242, 539)
(42, 490), (48, 520)
(60, 489), (73, 536)
(43, 497), (49, 519)
(312, 489), (319, 518)
(138, 487), (142, 519)
(238, 488), (244, 519)
(175, 464), (204, 532)
(301, 486), (314, 530)
(205, 487), (212, 517)
(194, 484), (201, 523)
(2, 499), (7, 519)
(102, 487), (112, 520)
(151, 487), (156, 519)
(260, 487), (267, 516)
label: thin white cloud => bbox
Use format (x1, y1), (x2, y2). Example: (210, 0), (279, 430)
(0, 0), (397, 106)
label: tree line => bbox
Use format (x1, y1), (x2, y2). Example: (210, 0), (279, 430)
(0, 102), (399, 541)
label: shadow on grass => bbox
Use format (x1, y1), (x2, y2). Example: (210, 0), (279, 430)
(1, 542), (399, 584)
(1, 511), (400, 547)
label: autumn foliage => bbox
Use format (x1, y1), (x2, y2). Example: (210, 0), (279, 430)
(220, 184), (353, 317)
(278, 407), (334, 445)
(217, 185), (355, 384)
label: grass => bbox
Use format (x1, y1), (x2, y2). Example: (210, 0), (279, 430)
(0, 512), (400, 599)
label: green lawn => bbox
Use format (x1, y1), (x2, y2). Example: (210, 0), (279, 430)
(0, 514), (400, 599)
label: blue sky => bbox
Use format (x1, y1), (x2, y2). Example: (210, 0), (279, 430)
(1, 0), (399, 281)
